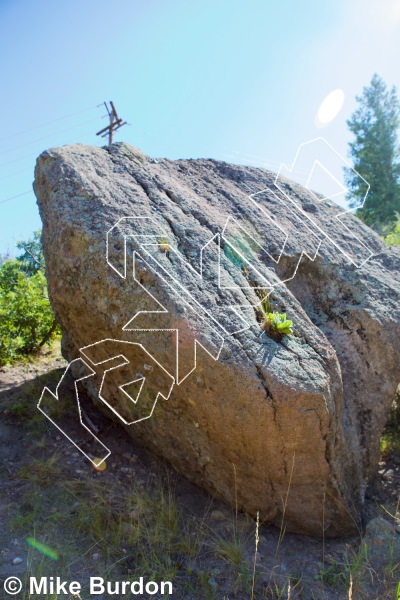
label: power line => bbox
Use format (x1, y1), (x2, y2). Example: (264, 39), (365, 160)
(0, 103), (124, 227)
(0, 166), (32, 182)
(0, 190), (32, 205)
(227, 151), (311, 175)
(0, 125), (100, 170)
(0, 125), (105, 205)
(0, 117), (100, 157)
(0, 105), (99, 144)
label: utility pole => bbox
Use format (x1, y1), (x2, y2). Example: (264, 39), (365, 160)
(96, 101), (127, 145)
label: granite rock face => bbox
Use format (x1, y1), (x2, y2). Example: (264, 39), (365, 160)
(34, 143), (400, 536)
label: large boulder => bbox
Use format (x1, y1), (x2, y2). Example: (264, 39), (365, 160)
(34, 143), (400, 536)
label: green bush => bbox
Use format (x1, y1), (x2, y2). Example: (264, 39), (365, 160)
(0, 232), (59, 365)
(385, 213), (400, 246)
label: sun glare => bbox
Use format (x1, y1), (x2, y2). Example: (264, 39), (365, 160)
(316, 89), (345, 126)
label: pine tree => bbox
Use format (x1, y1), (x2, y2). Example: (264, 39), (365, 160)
(345, 74), (400, 233)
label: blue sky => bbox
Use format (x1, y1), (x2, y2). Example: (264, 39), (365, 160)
(1, 0), (400, 254)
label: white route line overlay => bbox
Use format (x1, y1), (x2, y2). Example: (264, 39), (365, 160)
(39, 137), (372, 463)
(274, 137), (373, 268)
(106, 138), (372, 382)
(37, 358), (111, 468)
(108, 221), (274, 384)
(123, 250), (225, 385)
(79, 339), (175, 424)
(38, 341), (174, 467)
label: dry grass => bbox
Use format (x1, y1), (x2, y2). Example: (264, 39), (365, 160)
(2, 354), (400, 599)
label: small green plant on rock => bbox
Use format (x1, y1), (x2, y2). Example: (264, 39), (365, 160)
(254, 288), (293, 339)
(158, 236), (171, 254)
(262, 311), (293, 340)
(255, 288), (272, 315)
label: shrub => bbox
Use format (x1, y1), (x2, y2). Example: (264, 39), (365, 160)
(0, 231), (59, 364)
(385, 213), (400, 246)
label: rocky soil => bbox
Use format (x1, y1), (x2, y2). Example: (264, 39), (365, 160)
(0, 345), (399, 599)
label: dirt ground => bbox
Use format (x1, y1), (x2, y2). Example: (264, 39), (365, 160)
(0, 343), (399, 599)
